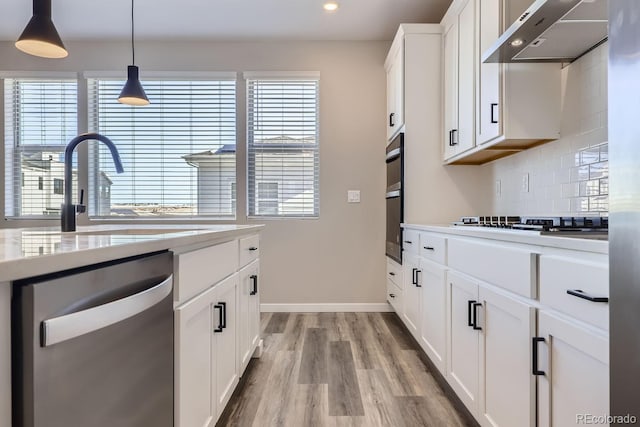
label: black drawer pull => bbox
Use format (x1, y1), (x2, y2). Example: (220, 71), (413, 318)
(389, 113), (395, 127)
(532, 337), (545, 376)
(249, 246), (258, 251)
(214, 304), (224, 333)
(389, 293), (396, 298)
(472, 302), (482, 330)
(423, 246), (435, 251)
(389, 271), (396, 276)
(490, 103), (498, 124)
(468, 300), (475, 327)
(566, 289), (608, 303)
(250, 274), (258, 295)
(415, 269), (422, 287)
(404, 240), (413, 244)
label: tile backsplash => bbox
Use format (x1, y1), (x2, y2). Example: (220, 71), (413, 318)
(489, 43), (608, 216)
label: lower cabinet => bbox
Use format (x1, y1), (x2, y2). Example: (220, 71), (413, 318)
(239, 260), (261, 373)
(536, 310), (609, 427)
(447, 269), (535, 426)
(175, 273), (240, 427)
(403, 252), (422, 338)
(419, 259), (447, 375)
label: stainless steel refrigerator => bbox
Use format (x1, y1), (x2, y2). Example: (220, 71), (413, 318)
(609, 0), (640, 419)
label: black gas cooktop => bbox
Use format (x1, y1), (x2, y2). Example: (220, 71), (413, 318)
(453, 216), (608, 234)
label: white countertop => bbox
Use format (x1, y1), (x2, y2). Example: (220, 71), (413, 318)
(403, 223), (608, 254)
(0, 224), (264, 282)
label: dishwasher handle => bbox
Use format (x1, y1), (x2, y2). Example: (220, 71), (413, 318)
(41, 274), (173, 347)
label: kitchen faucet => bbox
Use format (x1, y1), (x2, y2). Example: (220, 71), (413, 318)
(61, 133), (124, 232)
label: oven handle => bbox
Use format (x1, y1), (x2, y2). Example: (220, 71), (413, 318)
(385, 190), (401, 199)
(385, 148), (401, 163)
(41, 274), (173, 347)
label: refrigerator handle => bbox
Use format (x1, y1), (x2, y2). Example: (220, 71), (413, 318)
(41, 274), (173, 347)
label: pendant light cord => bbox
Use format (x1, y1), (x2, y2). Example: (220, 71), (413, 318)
(131, 0), (135, 65)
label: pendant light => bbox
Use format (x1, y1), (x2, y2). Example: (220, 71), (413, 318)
(118, 0), (150, 106)
(15, 0), (68, 59)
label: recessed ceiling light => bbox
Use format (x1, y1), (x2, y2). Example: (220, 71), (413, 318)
(510, 39), (524, 47)
(323, 1), (339, 12)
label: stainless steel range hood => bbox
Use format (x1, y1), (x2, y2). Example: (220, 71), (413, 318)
(482, 0), (608, 63)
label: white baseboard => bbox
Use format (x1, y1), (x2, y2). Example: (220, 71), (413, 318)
(260, 303), (393, 313)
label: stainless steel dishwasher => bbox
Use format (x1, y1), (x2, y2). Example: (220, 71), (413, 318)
(12, 251), (174, 427)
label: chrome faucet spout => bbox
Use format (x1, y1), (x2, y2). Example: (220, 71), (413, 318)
(61, 133), (124, 232)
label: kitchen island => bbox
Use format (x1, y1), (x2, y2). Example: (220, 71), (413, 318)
(0, 224), (264, 427)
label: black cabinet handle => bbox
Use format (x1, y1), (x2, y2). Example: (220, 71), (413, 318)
(411, 268), (418, 285)
(389, 271), (396, 276)
(468, 300), (475, 327)
(449, 129), (458, 146)
(249, 246), (258, 251)
(472, 302), (482, 330)
(219, 301), (227, 329)
(389, 293), (396, 298)
(566, 289), (608, 303)
(250, 274), (258, 295)
(389, 113), (395, 127)
(214, 304), (224, 333)
(490, 103), (498, 124)
(415, 269), (422, 287)
(404, 240), (413, 244)
(423, 246), (435, 251)
(532, 337), (545, 376)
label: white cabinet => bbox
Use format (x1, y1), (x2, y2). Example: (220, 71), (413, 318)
(0, 283), (10, 427)
(402, 252), (422, 338)
(386, 43), (404, 141)
(447, 270), (480, 413)
(447, 270), (535, 425)
(476, 0), (501, 144)
(175, 273), (239, 427)
(478, 286), (535, 427)
(443, 0), (476, 160)
(419, 259), (447, 375)
(239, 260), (261, 373)
(536, 310), (609, 427)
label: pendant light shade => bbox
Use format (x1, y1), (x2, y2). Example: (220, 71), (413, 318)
(118, 0), (149, 106)
(15, 0), (68, 59)
(118, 65), (149, 105)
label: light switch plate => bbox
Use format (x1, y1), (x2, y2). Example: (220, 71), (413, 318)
(347, 190), (360, 203)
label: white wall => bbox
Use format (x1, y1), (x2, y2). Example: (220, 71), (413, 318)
(0, 40), (389, 305)
(488, 43), (609, 215)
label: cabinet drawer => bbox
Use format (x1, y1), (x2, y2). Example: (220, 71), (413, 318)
(239, 234), (260, 267)
(540, 255), (609, 330)
(175, 240), (239, 303)
(448, 238), (537, 298)
(419, 232), (447, 265)
(387, 258), (402, 287)
(403, 229), (420, 255)
(387, 279), (402, 313)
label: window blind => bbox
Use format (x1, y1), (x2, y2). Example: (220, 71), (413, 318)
(87, 78), (236, 217)
(247, 78), (319, 218)
(3, 78), (78, 218)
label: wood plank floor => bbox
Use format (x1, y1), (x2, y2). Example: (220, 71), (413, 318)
(217, 312), (477, 427)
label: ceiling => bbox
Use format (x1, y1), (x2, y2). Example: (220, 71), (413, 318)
(0, 0), (451, 42)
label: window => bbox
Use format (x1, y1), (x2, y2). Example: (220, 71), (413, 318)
(87, 76), (236, 217)
(3, 78), (77, 218)
(246, 75), (319, 218)
(53, 178), (63, 195)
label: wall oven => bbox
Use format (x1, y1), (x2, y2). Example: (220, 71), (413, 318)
(386, 132), (404, 264)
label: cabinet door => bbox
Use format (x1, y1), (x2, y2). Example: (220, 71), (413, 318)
(447, 270), (479, 415)
(386, 45), (404, 140)
(443, 20), (459, 160)
(402, 252), (422, 338)
(175, 286), (217, 427)
(457, 0), (476, 154)
(213, 273), (240, 420)
(420, 259), (447, 375)
(537, 311), (609, 427)
(478, 286), (535, 427)
(477, 0), (501, 145)
(239, 259), (260, 374)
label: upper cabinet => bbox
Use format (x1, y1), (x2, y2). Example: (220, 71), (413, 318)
(386, 43), (404, 141)
(442, 0), (562, 164)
